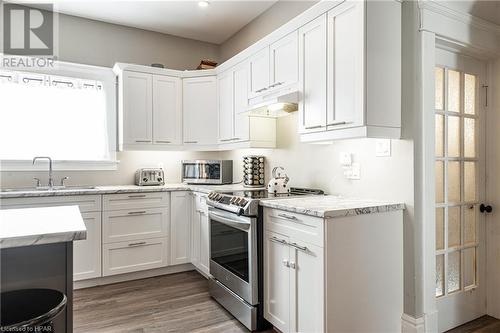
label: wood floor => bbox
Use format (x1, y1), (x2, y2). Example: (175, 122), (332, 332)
(446, 316), (500, 333)
(74, 271), (272, 333)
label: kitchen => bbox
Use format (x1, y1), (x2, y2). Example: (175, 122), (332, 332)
(1, 1), (500, 333)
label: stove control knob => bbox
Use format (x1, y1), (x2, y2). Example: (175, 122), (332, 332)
(239, 199), (247, 207)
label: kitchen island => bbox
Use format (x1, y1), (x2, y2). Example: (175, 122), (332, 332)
(0, 206), (86, 332)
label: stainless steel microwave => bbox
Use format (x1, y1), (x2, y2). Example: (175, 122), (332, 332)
(182, 160), (233, 185)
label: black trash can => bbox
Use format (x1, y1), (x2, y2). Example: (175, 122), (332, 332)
(1, 289), (67, 332)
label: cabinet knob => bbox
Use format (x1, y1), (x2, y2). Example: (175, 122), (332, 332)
(282, 259), (290, 267)
(289, 261), (296, 269)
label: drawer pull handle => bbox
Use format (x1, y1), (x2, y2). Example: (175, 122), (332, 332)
(326, 121), (347, 126)
(128, 194), (146, 198)
(305, 125), (325, 130)
(128, 211), (146, 215)
(128, 241), (147, 247)
(155, 140), (171, 144)
(278, 213), (298, 220)
(135, 140), (152, 143)
(270, 236), (288, 245)
(290, 242), (308, 252)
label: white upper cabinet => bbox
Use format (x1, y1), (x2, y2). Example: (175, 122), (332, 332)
(299, 0), (401, 142)
(233, 64), (250, 141)
(327, 1), (363, 129)
(218, 70), (235, 142)
(183, 76), (218, 145)
(153, 75), (182, 145)
(298, 14), (328, 134)
(248, 47), (270, 98)
(122, 71), (153, 145)
(270, 31), (299, 89)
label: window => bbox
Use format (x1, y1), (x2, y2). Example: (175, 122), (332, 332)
(0, 63), (117, 170)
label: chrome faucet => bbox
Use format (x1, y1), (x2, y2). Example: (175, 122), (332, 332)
(32, 156), (54, 188)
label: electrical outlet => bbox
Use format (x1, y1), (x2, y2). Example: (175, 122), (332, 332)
(340, 152), (352, 166)
(348, 163), (361, 180)
(375, 139), (391, 157)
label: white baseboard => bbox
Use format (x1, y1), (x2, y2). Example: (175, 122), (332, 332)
(74, 263), (195, 289)
(402, 314), (425, 333)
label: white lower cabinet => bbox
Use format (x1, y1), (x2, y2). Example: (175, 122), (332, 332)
(264, 207), (403, 333)
(170, 191), (191, 265)
(74, 212), (102, 281)
(190, 192), (210, 276)
(264, 229), (323, 333)
(102, 238), (169, 276)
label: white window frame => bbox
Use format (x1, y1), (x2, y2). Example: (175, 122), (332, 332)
(0, 59), (118, 171)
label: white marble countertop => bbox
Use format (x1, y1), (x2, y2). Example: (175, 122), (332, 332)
(0, 205), (87, 249)
(260, 195), (405, 218)
(0, 183), (265, 199)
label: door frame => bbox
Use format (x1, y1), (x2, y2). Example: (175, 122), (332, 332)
(414, 2), (500, 332)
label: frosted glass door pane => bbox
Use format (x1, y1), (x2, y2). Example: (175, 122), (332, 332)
(464, 118), (475, 158)
(435, 114), (444, 157)
(448, 251), (461, 293)
(436, 208), (445, 250)
(448, 207), (461, 248)
(448, 70), (461, 112)
(464, 162), (476, 202)
(448, 116), (460, 158)
(436, 254), (445, 297)
(448, 162), (461, 203)
(435, 67), (444, 110)
(464, 248), (476, 288)
(436, 161), (444, 203)
(464, 206), (476, 245)
(464, 74), (476, 115)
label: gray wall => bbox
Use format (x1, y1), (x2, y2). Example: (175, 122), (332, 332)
(219, 1), (317, 61)
(57, 12), (219, 69)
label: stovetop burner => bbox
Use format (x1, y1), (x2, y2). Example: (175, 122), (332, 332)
(207, 187), (324, 216)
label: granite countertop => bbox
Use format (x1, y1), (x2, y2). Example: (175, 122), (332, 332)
(259, 195), (405, 218)
(0, 205), (87, 249)
(0, 183), (265, 199)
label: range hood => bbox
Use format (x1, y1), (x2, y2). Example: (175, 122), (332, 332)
(246, 83), (299, 117)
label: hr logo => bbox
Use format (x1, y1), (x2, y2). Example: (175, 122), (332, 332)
(2, 3), (54, 56)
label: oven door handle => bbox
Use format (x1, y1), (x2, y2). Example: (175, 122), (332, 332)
(209, 211), (251, 232)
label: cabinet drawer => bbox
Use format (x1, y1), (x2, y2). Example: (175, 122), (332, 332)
(103, 192), (169, 211)
(264, 208), (324, 247)
(102, 237), (168, 276)
(0, 195), (101, 213)
(103, 207), (169, 243)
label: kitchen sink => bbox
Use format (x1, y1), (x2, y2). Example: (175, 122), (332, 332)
(0, 185), (97, 192)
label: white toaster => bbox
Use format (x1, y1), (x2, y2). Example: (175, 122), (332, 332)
(135, 168), (165, 186)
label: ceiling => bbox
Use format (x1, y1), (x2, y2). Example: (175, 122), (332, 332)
(440, 1), (500, 25)
(23, 0), (278, 44)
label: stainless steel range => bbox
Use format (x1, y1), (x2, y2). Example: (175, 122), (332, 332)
(206, 188), (324, 331)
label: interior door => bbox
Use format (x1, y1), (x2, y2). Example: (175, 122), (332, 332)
(434, 48), (487, 332)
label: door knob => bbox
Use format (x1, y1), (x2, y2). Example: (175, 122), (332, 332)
(480, 204), (493, 213)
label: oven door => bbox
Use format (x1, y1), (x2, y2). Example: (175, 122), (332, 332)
(209, 207), (258, 305)
(182, 161), (222, 184)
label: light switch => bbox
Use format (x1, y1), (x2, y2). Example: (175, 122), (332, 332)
(375, 139), (391, 157)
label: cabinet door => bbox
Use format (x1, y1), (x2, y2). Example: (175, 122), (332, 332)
(183, 76), (218, 145)
(264, 230), (291, 333)
(170, 191), (191, 265)
(199, 209), (210, 276)
(190, 203), (201, 267)
(289, 239), (324, 333)
(218, 71), (234, 142)
(122, 71), (153, 144)
(327, 1), (364, 128)
(234, 64), (250, 141)
(270, 31), (298, 88)
(74, 212), (102, 281)
(153, 75), (182, 144)
(248, 47), (270, 98)
(298, 14), (327, 134)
